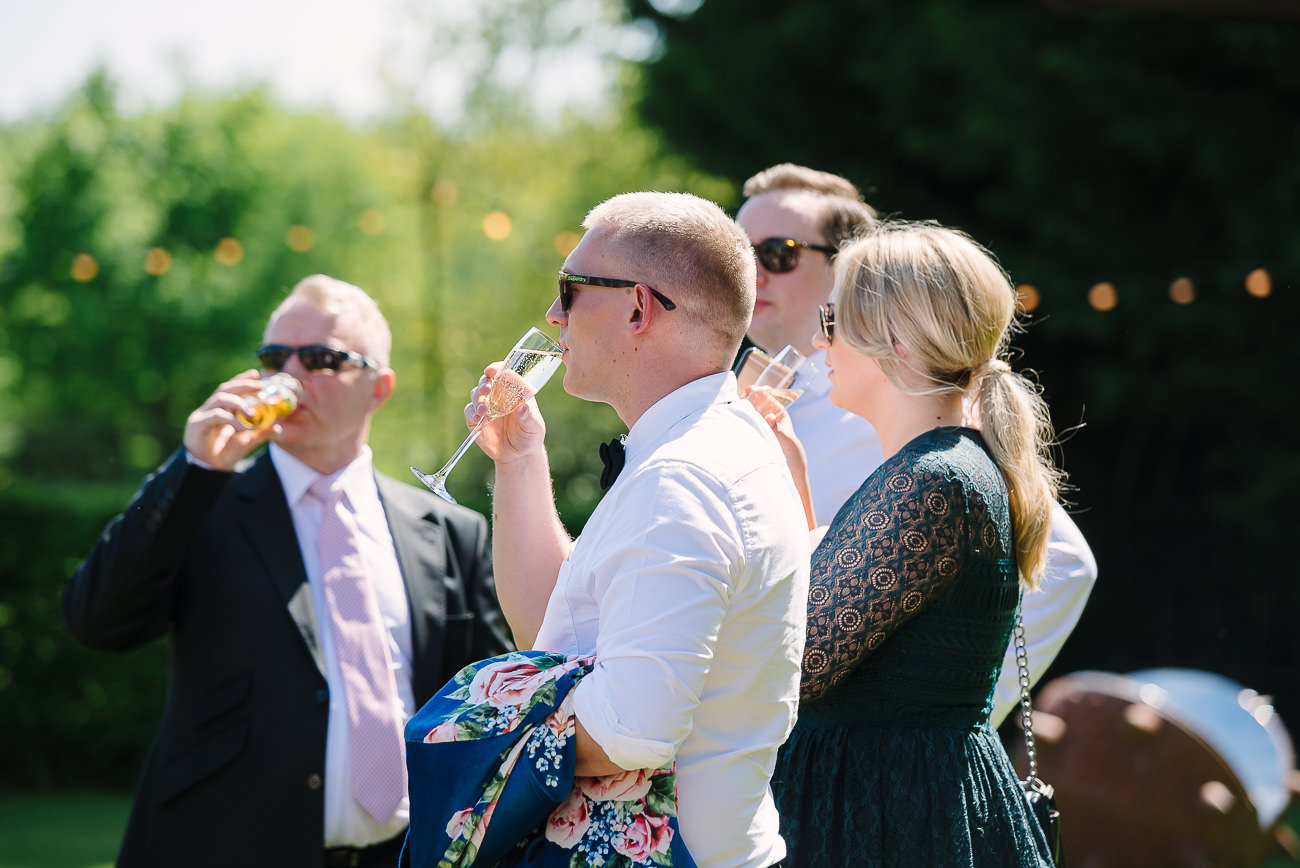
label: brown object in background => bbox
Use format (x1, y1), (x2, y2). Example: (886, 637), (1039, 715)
(1013, 670), (1295, 867)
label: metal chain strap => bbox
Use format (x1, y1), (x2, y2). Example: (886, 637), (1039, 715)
(1015, 612), (1040, 784)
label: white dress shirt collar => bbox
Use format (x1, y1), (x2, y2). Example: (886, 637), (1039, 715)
(270, 443), (377, 507)
(623, 371), (738, 464)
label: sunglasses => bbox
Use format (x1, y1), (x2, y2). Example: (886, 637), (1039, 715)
(256, 344), (377, 372)
(754, 237), (837, 274)
(819, 303), (836, 345)
(557, 271), (677, 313)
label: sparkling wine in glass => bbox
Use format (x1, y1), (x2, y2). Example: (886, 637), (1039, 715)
(411, 327), (563, 504)
(745, 345), (813, 416)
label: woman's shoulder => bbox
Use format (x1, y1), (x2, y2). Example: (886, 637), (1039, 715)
(867, 427), (1003, 499)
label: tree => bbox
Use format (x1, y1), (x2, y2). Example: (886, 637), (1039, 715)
(628, 0), (1300, 721)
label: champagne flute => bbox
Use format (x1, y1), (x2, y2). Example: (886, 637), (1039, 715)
(411, 327), (564, 504)
(745, 345), (814, 415)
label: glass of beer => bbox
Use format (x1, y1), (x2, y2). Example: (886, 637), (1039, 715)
(236, 372), (302, 431)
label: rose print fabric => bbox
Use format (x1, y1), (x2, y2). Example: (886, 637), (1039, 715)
(771, 428), (1055, 867)
(402, 650), (696, 868)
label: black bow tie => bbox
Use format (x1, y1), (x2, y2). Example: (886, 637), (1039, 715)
(599, 436), (626, 491)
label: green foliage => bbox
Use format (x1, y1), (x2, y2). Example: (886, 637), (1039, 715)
(0, 68), (730, 788)
(0, 789), (130, 868)
(629, 0), (1300, 722)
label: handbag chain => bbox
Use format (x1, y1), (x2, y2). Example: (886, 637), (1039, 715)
(1014, 612), (1041, 785)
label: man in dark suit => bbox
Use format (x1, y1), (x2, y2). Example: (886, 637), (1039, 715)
(64, 274), (510, 868)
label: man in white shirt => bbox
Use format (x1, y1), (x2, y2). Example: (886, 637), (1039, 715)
(736, 163), (1098, 726)
(472, 192), (810, 868)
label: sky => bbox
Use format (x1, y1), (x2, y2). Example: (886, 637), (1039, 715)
(0, 0), (414, 121)
(0, 0), (623, 124)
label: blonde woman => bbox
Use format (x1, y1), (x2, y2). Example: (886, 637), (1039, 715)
(770, 221), (1058, 866)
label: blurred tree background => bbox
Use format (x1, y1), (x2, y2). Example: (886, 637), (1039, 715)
(1, 0), (1296, 797)
(631, 0), (1300, 726)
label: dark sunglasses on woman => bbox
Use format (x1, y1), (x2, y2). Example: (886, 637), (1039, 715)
(819, 303), (835, 344)
(754, 237), (837, 274)
(256, 344), (377, 372)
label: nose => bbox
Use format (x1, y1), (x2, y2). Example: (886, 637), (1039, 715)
(545, 297), (566, 327)
(280, 351), (311, 380)
(754, 256), (769, 286)
(812, 329), (828, 350)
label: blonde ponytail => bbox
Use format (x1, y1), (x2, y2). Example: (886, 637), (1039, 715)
(974, 362), (1061, 589)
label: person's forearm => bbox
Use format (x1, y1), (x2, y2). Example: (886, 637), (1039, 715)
(490, 449), (572, 648)
(573, 714), (625, 777)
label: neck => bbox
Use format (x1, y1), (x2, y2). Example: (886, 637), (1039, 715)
(282, 437), (367, 477)
(869, 393), (964, 459)
(613, 364), (724, 428)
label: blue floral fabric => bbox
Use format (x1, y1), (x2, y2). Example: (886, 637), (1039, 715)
(402, 650), (696, 868)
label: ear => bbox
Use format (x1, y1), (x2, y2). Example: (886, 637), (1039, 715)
(628, 283), (656, 335)
(371, 368), (396, 409)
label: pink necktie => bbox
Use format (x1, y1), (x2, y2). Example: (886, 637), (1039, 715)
(311, 478), (407, 825)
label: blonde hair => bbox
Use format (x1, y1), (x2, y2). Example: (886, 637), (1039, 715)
(584, 192), (756, 356)
(832, 221), (1061, 588)
(269, 274), (392, 368)
(742, 163), (880, 250)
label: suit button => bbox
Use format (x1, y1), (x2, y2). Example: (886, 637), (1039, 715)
(307, 774), (323, 790)
(316, 688), (329, 703)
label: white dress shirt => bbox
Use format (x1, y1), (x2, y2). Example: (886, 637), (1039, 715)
(271, 444), (415, 847)
(787, 351), (1098, 728)
(534, 373), (810, 868)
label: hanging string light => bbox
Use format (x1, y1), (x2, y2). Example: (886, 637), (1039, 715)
(1245, 268), (1272, 298)
(285, 225), (315, 253)
(1169, 277), (1195, 304)
(215, 237), (244, 266)
(1088, 282), (1118, 312)
(1015, 284), (1041, 313)
(70, 253), (99, 282)
(482, 211), (512, 241)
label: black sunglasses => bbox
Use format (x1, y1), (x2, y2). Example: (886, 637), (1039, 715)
(257, 344), (377, 372)
(754, 237), (837, 274)
(557, 271), (677, 313)
(819, 303), (836, 345)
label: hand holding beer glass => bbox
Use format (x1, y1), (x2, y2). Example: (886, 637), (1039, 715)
(411, 327), (563, 504)
(183, 370), (304, 472)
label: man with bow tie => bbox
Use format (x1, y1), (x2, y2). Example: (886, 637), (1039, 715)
(466, 192), (810, 868)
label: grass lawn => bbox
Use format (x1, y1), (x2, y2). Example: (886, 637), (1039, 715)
(0, 791), (129, 868)
(0, 788), (1295, 867)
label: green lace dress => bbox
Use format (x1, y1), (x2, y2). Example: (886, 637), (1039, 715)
(772, 427), (1054, 867)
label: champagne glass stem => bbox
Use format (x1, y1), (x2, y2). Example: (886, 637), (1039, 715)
(411, 415), (490, 503)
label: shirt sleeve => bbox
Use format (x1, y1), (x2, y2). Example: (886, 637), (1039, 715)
(800, 460), (970, 704)
(990, 501), (1098, 726)
(569, 459), (744, 772)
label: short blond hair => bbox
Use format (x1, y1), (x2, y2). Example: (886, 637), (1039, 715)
(268, 274), (392, 368)
(743, 163), (879, 250)
(584, 192), (756, 355)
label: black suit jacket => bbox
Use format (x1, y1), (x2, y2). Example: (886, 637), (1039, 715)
(64, 449), (511, 868)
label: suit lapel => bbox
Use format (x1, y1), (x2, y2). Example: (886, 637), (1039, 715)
(231, 453), (327, 679)
(376, 472), (448, 703)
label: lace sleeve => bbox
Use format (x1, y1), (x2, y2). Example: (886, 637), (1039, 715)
(800, 458), (970, 703)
